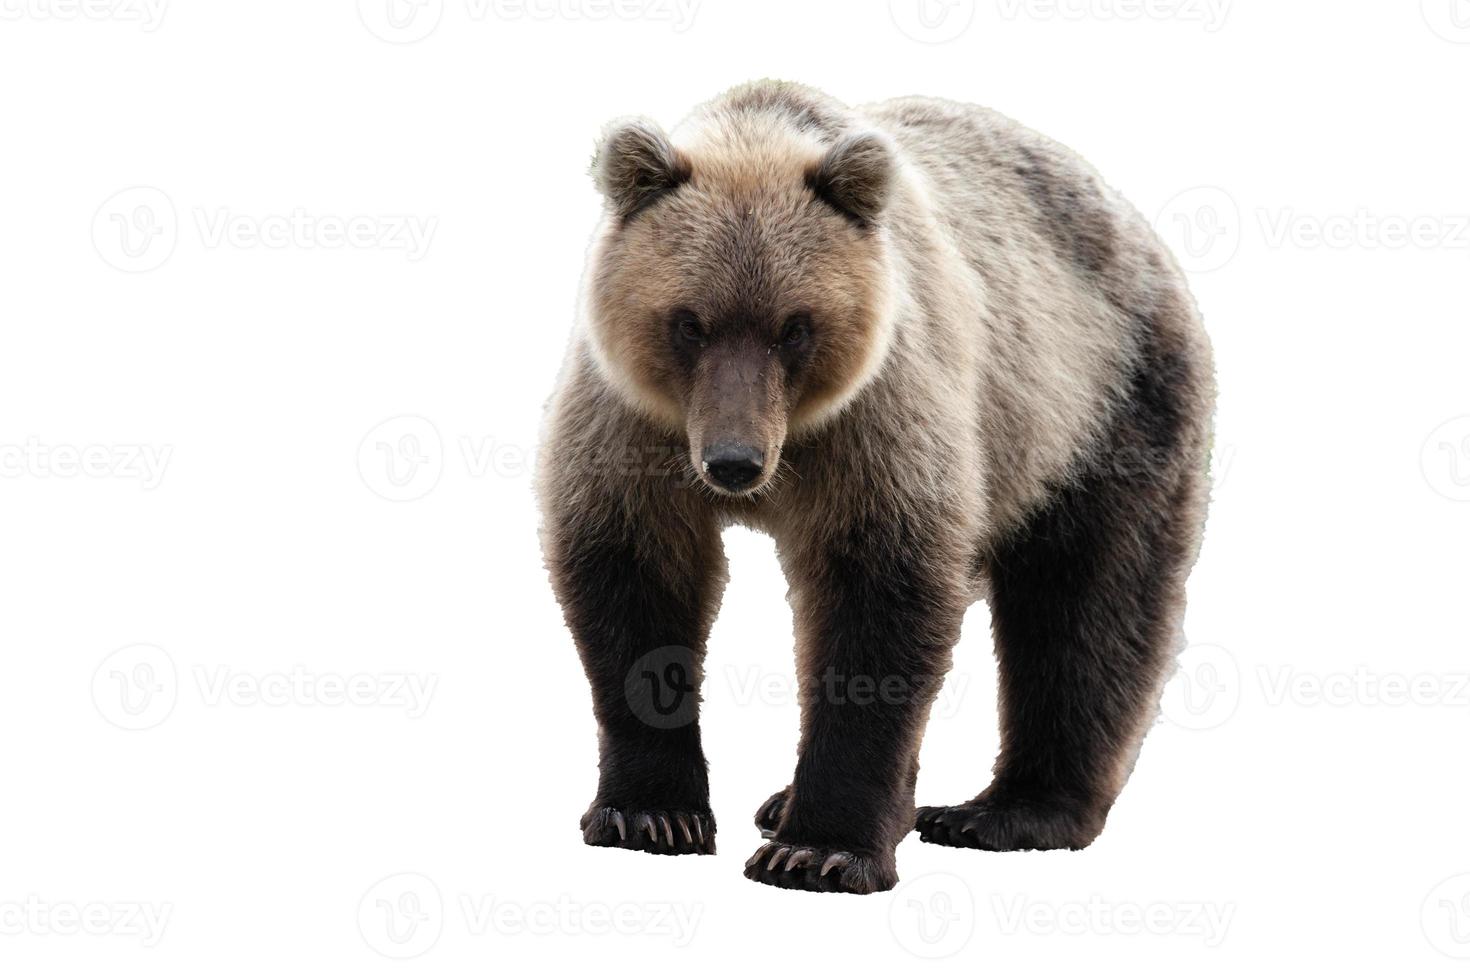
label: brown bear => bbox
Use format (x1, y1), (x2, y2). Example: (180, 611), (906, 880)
(536, 80), (1215, 894)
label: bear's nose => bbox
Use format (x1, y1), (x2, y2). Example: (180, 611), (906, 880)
(702, 443), (765, 491)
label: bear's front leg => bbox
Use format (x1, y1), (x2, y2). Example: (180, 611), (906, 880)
(746, 521), (967, 893)
(543, 480), (726, 857)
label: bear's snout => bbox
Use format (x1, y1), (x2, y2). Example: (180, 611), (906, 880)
(701, 442), (766, 493)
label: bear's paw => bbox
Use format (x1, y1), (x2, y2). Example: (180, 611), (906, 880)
(914, 798), (1100, 851)
(742, 841), (897, 894)
(581, 805), (716, 856)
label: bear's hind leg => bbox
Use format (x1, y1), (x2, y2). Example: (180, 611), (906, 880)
(918, 321), (1211, 852)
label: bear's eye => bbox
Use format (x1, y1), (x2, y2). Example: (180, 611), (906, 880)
(672, 310), (705, 346)
(779, 313), (811, 348)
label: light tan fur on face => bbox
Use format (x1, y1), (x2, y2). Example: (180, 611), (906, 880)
(582, 103), (899, 495)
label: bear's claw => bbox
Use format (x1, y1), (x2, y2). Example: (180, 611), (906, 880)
(742, 840), (895, 894)
(581, 805), (715, 855)
(753, 787), (789, 839)
(914, 800), (1097, 851)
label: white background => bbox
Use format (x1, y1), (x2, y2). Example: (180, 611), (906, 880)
(2, 0), (1468, 974)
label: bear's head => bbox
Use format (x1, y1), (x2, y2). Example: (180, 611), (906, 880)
(583, 113), (898, 496)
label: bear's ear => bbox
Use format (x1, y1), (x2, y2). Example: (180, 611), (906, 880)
(592, 119), (691, 220)
(807, 132), (894, 228)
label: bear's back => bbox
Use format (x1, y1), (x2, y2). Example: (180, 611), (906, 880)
(859, 95), (1209, 536)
